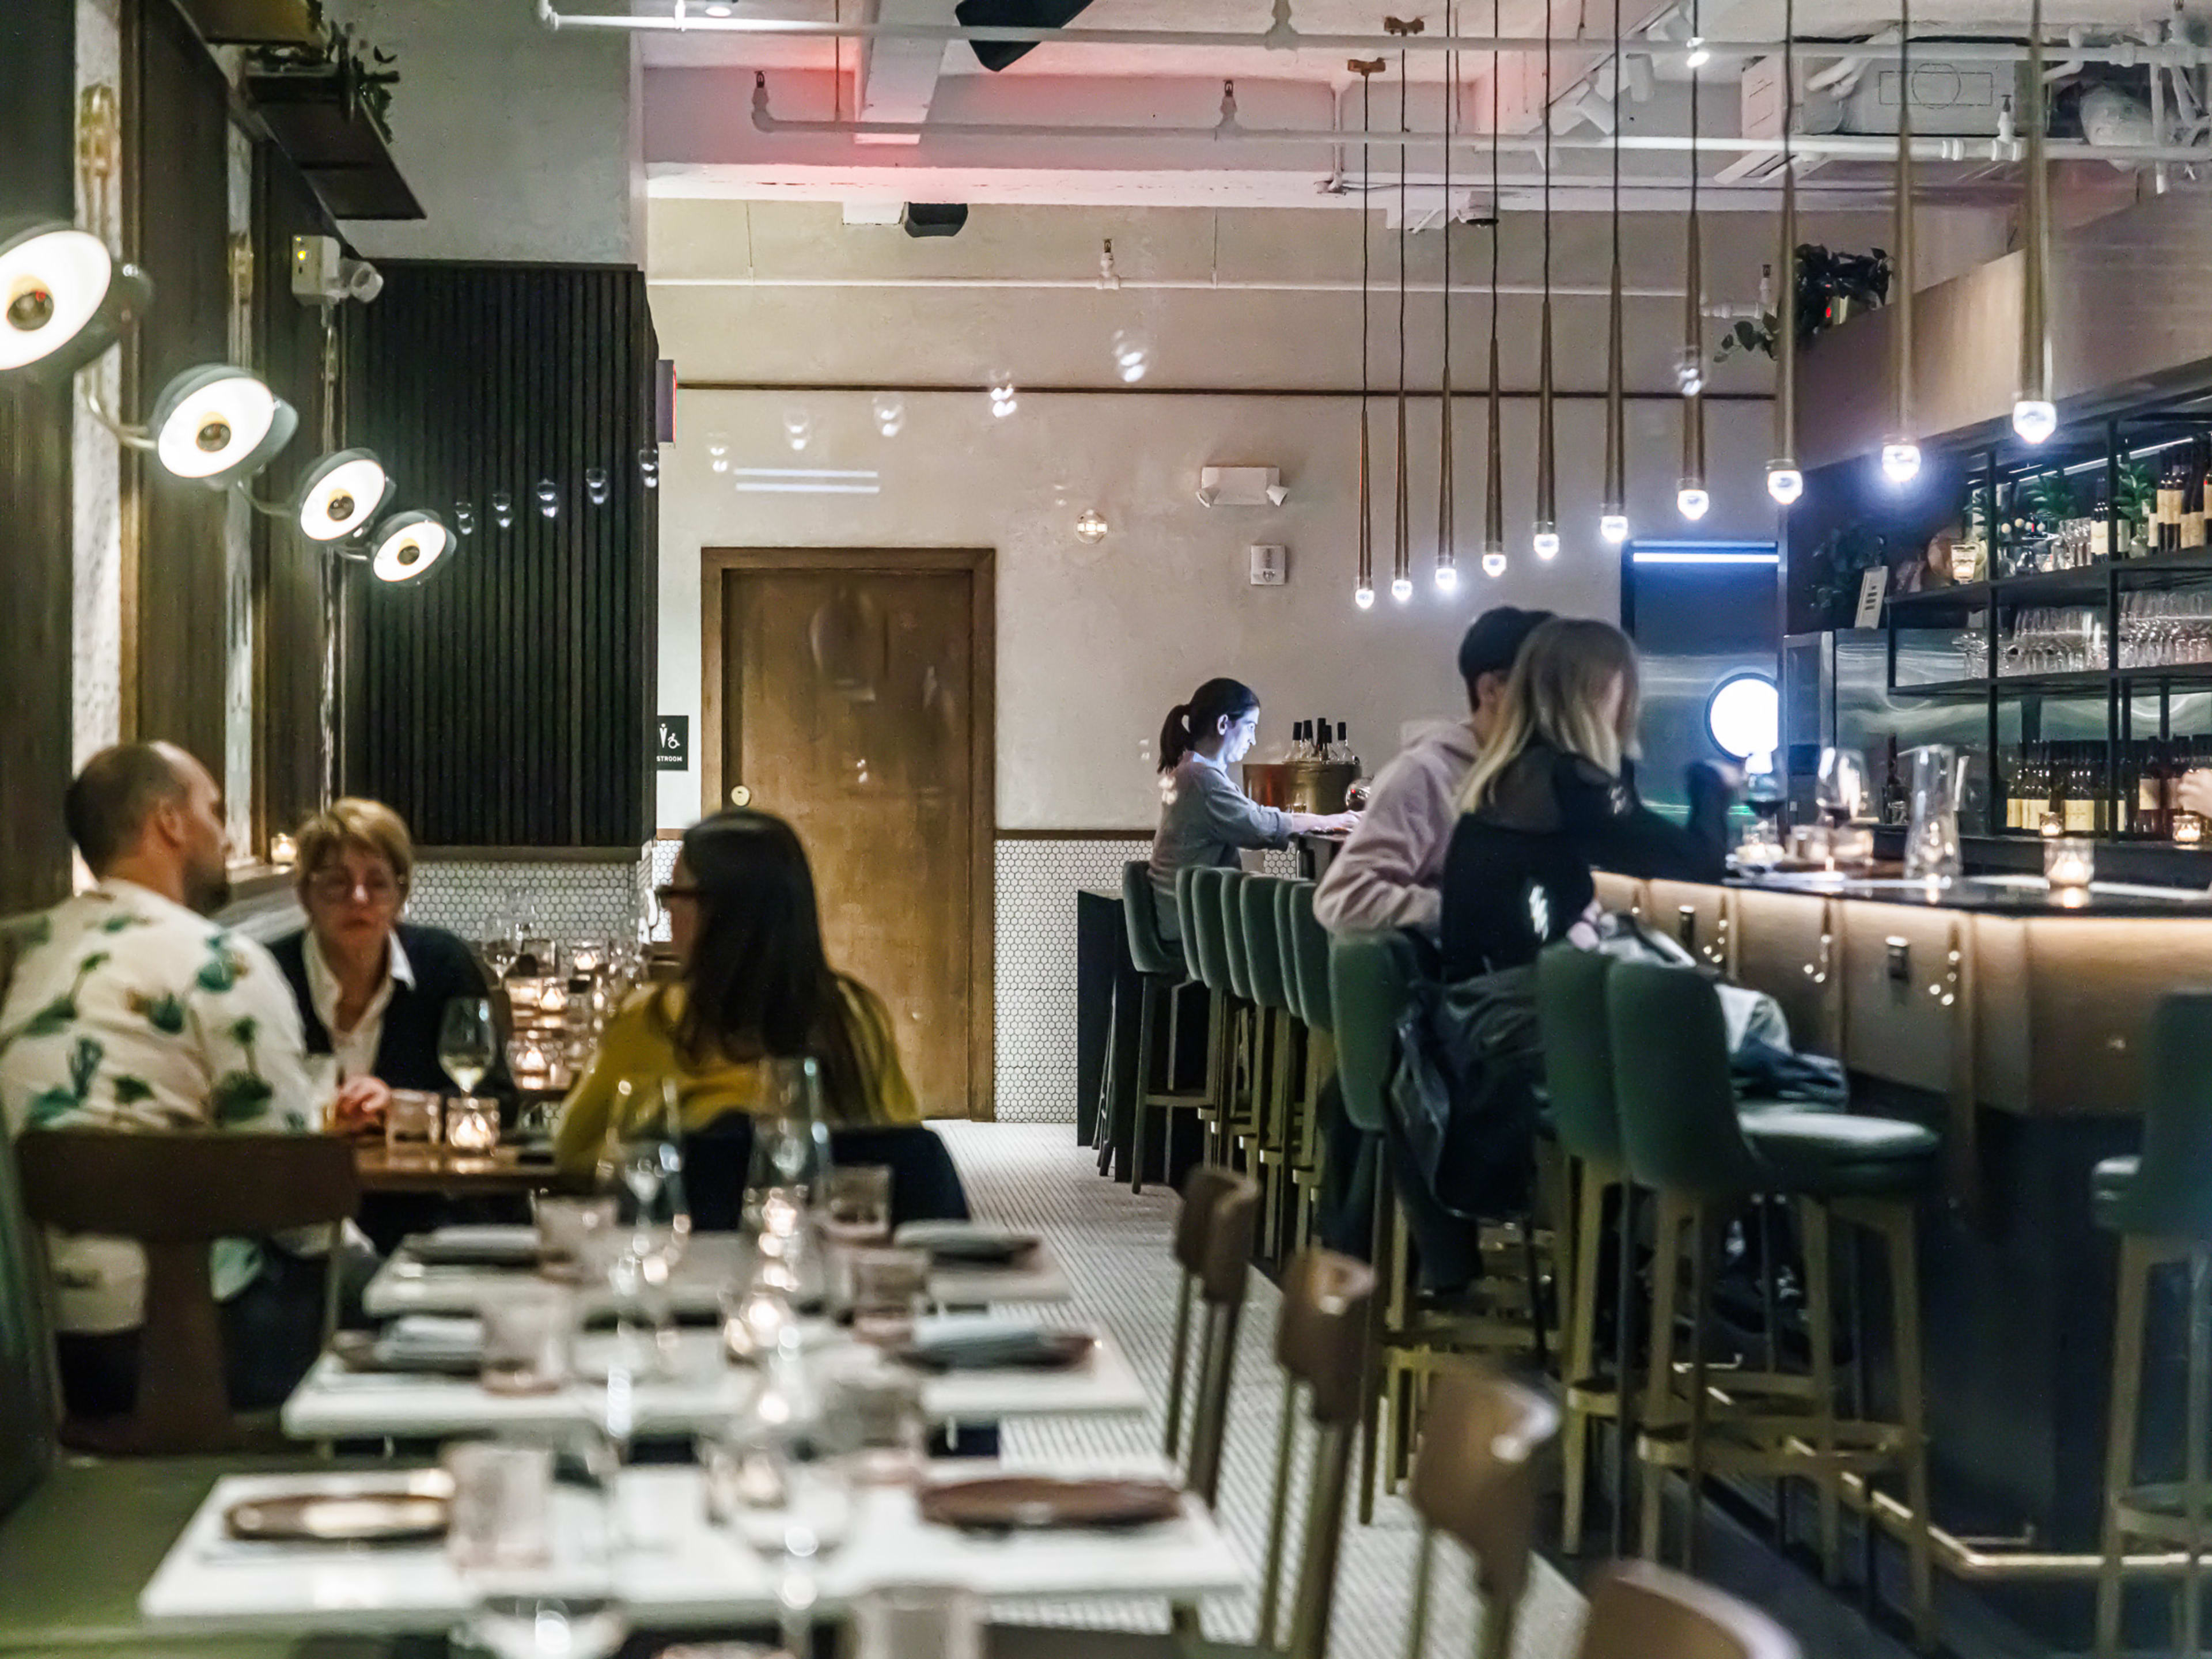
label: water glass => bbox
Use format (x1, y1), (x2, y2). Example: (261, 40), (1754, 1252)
(386, 1089), (442, 1160)
(847, 1247), (930, 1347)
(745, 1058), (832, 1234)
(481, 1284), (574, 1396)
(821, 1350), (927, 1486)
(444, 1442), (554, 1570)
(854, 1586), (983, 1659)
(822, 1165), (893, 1248)
(463, 1596), (627, 1659)
(535, 1194), (618, 1281)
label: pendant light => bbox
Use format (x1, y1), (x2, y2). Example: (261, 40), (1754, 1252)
(1766, 0), (1804, 506)
(1480, 0), (1507, 579)
(1676, 0), (1709, 521)
(1532, 10), (1559, 560)
(1435, 4), (1459, 592)
(1881, 0), (1922, 485)
(1389, 21), (1421, 604)
(1599, 0), (1629, 545)
(1353, 59), (1383, 611)
(2013, 0), (2055, 444)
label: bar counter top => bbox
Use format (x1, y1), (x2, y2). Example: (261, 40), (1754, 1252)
(1724, 866), (2212, 917)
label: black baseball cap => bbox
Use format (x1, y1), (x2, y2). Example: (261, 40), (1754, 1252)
(1457, 606), (1554, 685)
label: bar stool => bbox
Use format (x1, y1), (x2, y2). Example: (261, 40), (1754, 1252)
(1535, 944), (1632, 1554)
(1241, 874), (1298, 1256)
(1279, 879), (1331, 1253)
(1608, 960), (1940, 1651)
(1576, 1562), (1800, 1659)
(1159, 1166), (1263, 1505)
(1179, 867), (1236, 1166)
(2094, 993), (2212, 1659)
(1118, 861), (1213, 1196)
(1214, 869), (1264, 1172)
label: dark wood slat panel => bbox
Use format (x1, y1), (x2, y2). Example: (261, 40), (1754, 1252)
(342, 262), (655, 849)
(0, 0), (78, 912)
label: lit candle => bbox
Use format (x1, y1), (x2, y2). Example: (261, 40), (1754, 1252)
(2178, 814), (2206, 847)
(2044, 836), (2094, 893)
(268, 832), (297, 870)
(446, 1097), (501, 1154)
(539, 983), (568, 1017)
(2039, 813), (2063, 840)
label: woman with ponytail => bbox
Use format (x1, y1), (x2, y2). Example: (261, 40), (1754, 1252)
(1147, 678), (1357, 941)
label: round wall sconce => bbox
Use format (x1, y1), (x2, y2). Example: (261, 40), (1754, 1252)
(293, 448), (391, 541)
(1705, 671), (1780, 760)
(150, 363), (296, 487)
(0, 221), (151, 377)
(367, 510), (452, 585)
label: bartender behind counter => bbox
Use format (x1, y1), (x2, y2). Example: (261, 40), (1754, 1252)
(1149, 677), (1358, 948)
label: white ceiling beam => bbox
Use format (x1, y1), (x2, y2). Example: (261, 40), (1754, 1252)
(855, 0), (954, 146)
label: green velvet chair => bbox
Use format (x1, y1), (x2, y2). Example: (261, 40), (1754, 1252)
(1607, 960), (1940, 1650)
(1213, 871), (1262, 1165)
(2093, 993), (2212, 1659)
(1238, 876), (1298, 1256)
(1119, 861), (1213, 1196)
(1277, 881), (1328, 1251)
(1180, 867), (1236, 1166)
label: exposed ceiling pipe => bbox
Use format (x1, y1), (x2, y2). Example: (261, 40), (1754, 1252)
(540, 0), (2212, 70)
(743, 78), (2212, 166)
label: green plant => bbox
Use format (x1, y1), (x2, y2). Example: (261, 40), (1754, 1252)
(1714, 243), (1893, 364)
(244, 2), (401, 143)
(1804, 522), (1891, 625)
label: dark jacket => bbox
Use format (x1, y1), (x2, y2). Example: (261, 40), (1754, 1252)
(270, 923), (514, 1105)
(1440, 744), (1730, 980)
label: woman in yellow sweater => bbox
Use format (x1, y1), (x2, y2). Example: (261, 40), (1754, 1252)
(553, 809), (918, 1174)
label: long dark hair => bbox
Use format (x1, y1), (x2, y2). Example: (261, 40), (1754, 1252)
(665, 809), (873, 1122)
(1157, 677), (1260, 774)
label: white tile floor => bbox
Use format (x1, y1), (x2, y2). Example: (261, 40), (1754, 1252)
(935, 1122), (1589, 1659)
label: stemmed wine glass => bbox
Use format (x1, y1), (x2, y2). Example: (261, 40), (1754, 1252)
(745, 1058), (833, 1237)
(1815, 748), (1867, 829)
(597, 1077), (691, 1373)
(439, 998), (497, 1097)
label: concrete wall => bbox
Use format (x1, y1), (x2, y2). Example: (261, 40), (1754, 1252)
(646, 200), (1882, 832)
(332, 0), (639, 265)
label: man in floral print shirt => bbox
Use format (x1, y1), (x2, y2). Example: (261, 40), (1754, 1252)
(0, 743), (339, 1416)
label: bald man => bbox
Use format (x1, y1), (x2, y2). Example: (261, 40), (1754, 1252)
(0, 742), (334, 1418)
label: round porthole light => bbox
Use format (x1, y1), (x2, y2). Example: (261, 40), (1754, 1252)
(150, 363), (296, 487)
(294, 448), (390, 541)
(1705, 672), (1780, 761)
(1074, 509), (1108, 544)
(0, 221), (151, 376)
(368, 510), (452, 585)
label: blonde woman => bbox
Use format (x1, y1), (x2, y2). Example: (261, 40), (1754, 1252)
(1438, 618), (1732, 979)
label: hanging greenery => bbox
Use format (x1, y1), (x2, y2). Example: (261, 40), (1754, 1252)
(1714, 244), (1894, 365)
(1804, 522), (1892, 626)
(244, 0), (402, 142)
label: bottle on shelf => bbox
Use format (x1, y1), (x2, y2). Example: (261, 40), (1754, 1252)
(1881, 735), (1908, 827)
(2065, 742), (2100, 835)
(2136, 737), (2171, 839)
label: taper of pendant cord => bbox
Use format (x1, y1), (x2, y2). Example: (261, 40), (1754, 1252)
(1479, 0), (1506, 579)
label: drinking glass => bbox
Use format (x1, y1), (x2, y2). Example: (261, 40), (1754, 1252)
(705, 1358), (854, 1659)
(440, 998), (497, 1096)
(847, 1246), (930, 1348)
(481, 1284), (574, 1396)
(822, 1350), (928, 1486)
(597, 1078), (691, 1370)
(454, 1432), (627, 1659)
(447, 1097), (501, 1155)
(464, 1596), (627, 1659)
(386, 1089), (442, 1160)
(1815, 748), (1868, 828)
(535, 1194), (618, 1282)
(822, 1165), (893, 1249)
(745, 1058), (833, 1236)
(445, 1442), (555, 1570)
(854, 1586), (983, 1659)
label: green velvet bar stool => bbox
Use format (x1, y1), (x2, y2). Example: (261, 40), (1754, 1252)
(2094, 993), (2212, 1659)
(1214, 869), (1263, 1170)
(1607, 960), (1941, 1651)
(1119, 861), (1215, 1196)
(1240, 875), (1298, 1257)
(1278, 880), (1329, 1253)
(1179, 867), (1236, 1167)
(1535, 944), (1633, 1554)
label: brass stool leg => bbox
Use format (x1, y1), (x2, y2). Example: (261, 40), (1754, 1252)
(2097, 1235), (2154, 1659)
(1641, 1190), (1686, 1562)
(1882, 1199), (1937, 1652)
(1359, 1162), (1393, 1525)
(1683, 1203), (1716, 1574)
(1258, 1371), (1301, 1646)
(2187, 1249), (2211, 1659)
(1801, 1198), (1842, 1585)
(1130, 979), (1160, 1195)
(1561, 1156), (1610, 1553)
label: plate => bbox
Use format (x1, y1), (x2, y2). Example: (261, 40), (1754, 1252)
(225, 1475), (454, 1544)
(892, 1222), (1040, 1265)
(918, 1476), (1180, 1533)
(898, 1325), (1094, 1373)
(409, 1226), (544, 1268)
(329, 1330), (480, 1376)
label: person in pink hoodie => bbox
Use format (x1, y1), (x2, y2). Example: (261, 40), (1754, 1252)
(1315, 607), (1554, 938)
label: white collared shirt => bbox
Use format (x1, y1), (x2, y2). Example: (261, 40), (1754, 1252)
(304, 929), (414, 1084)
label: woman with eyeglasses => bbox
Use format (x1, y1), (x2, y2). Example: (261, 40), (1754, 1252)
(270, 798), (511, 1130)
(551, 808), (918, 1176)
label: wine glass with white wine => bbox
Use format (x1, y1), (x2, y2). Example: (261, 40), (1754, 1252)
(439, 997), (498, 1096)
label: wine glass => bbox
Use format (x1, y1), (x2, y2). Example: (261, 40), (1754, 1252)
(439, 998), (497, 1097)
(745, 1058), (833, 1237)
(1815, 748), (1868, 829)
(597, 1078), (691, 1371)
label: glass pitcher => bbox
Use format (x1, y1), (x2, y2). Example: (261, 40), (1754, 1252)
(1903, 744), (1968, 885)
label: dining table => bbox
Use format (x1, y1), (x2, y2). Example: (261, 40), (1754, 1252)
(360, 1230), (1074, 1322)
(279, 1321), (1149, 1440)
(137, 1462), (1245, 1637)
(354, 1143), (582, 1198)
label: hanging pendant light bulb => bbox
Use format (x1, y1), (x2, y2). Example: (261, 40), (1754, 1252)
(1599, 0), (1630, 546)
(1389, 23), (1421, 604)
(1435, 2), (1459, 593)
(1480, 0), (1506, 578)
(1677, 1), (1709, 522)
(1883, 0), (1921, 486)
(2014, 0), (2055, 445)
(1767, 0), (1805, 507)
(1352, 59), (1384, 611)
(1532, 6), (1559, 562)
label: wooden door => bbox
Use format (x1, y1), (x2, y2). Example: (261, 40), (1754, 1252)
(705, 551), (993, 1119)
